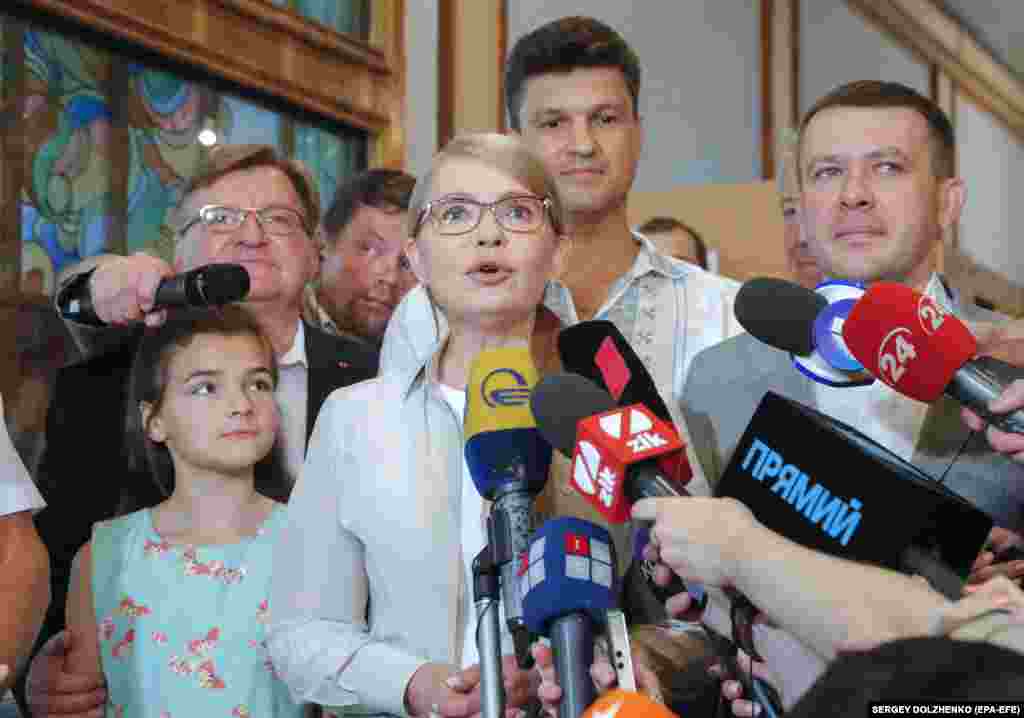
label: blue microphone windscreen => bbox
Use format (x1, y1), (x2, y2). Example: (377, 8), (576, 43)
(521, 517), (618, 635)
(464, 428), (553, 498)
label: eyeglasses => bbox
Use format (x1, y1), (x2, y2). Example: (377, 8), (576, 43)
(179, 205), (309, 239)
(415, 195), (553, 236)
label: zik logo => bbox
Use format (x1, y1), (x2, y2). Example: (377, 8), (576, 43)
(573, 441), (618, 508)
(598, 408), (668, 454)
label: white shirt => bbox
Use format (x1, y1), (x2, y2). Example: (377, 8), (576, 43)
(437, 384), (513, 669)
(276, 320), (309, 483)
(0, 394), (45, 516)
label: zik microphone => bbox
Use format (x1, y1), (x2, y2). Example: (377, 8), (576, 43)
(530, 373), (686, 520)
(557, 320), (692, 488)
(530, 373), (707, 609)
(841, 281), (1024, 435)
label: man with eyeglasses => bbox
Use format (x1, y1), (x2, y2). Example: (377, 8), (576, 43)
(20, 144), (378, 718)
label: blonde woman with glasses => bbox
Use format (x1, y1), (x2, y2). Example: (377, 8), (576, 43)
(268, 133), (570, 717)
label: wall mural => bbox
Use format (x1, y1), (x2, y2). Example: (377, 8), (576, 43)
(4, 20), (361, 298)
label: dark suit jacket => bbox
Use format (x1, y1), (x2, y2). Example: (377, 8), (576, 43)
(28, 322), (377, 684)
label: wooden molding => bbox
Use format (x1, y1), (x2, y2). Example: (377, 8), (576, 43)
(437, 0), (504, 148)
(0, 20), (26, 295)
(761, 0), (799, 180)
(16, 0), (397, 133)
(496, 0), (508, 134)
(370, 0), (406, 168)
(847, 0), (1024, 143)
(760, 0), (775, 180)
(932, 67), (957, 278)
(437, 0), (456, 149)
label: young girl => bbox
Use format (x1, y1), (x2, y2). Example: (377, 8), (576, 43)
(64, 306), (303, 718)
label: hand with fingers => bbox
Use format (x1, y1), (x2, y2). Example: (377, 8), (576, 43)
(969, 527), (1024, 586)
(405, 657), (537, 718)
(532, 640), (661, 718)
(86, 253), (174, 328)
(26, 631), (107, 718)
(961, 378), (1024, 463)
(447, 655), (539, 718)
(934, 574), (1024, 637)
(706, 649), (780, 718)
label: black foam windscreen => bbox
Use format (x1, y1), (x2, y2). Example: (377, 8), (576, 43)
(530, 373), (617, 457)
(193, 263), (251, 305)
(734, 277), (826, 357)
(557, 320), (673, 424)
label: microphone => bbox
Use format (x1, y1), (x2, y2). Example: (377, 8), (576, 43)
(154, 263), (251, 309)
(60, 263), (251, 325)
(717, 390), (993, 599)
(465, 346), (552, 673)
(530, 372), (707, 611)
(557, 320), (692, 489)
(530, 374), (686, 520)
(558, 320), (675, 422)
(521, 516), (619, 718)
(581, 689), (680, 718)
(841, 282), (1024, 435)
(735, 277), (874, 387)
(530, 375), (779, 713)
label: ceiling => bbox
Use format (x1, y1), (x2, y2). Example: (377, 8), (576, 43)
(936, 0), (1024, 82)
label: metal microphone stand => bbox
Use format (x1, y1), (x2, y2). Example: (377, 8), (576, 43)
(472, 548), (505, 718)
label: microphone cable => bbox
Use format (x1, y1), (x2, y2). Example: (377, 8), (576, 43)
(935, 428), (979, 487)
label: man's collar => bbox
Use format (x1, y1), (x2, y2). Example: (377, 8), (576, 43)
(279, 319), (308, 368)
(544, 230), (690, 301)
(303, 284), (340, 336)
(631, 230), (693, 281)
(816, 272), (959, 313)
(924, 272), (960, 313)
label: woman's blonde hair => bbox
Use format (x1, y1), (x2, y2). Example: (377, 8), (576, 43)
(407, 132), (567, 238)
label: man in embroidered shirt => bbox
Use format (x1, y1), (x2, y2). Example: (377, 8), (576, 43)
(303, 169), (418, 346)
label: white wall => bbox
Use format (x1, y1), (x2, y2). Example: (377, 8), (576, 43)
(956, 95), (1024, 285)
(404, 0), (438, 175)
(800, 0), (928, 114)
(506, 1), (763, 188)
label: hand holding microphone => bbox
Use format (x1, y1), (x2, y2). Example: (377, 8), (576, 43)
(962, 379), (1024, 463)
(631, 497), (759, 592)
(61, 255), (250, 327)
(840, 281), (1024, 435)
